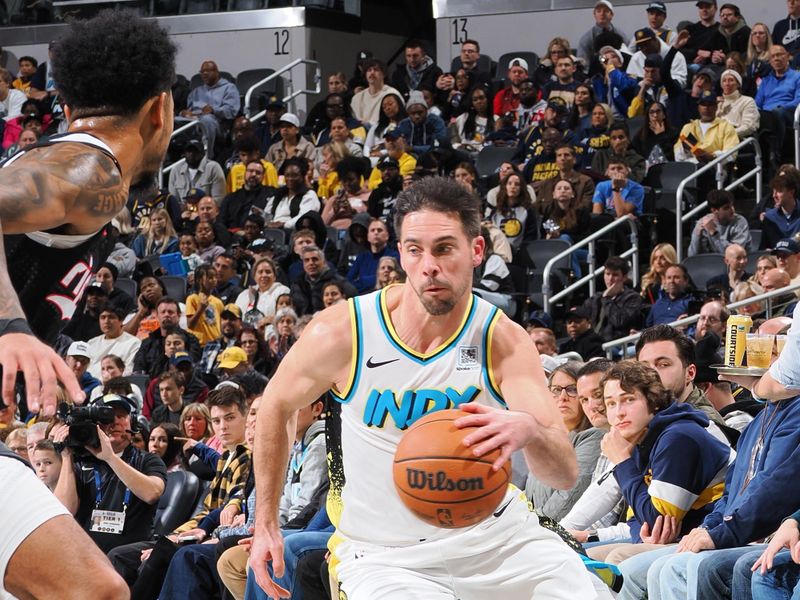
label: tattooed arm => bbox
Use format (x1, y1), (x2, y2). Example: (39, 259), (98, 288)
(0, 143), (127, 235)
(0, 143), (125, 411)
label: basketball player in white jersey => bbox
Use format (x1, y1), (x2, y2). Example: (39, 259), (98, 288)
(251, 177), (610, 599)
(0, 11), (175, 599)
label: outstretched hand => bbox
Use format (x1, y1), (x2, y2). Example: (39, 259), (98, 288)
(454, 403), (536, 471)
(249, 525), (291, 598)
(0, 332), (84, 417)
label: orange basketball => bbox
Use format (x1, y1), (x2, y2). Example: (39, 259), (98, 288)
(392, 408), (511, 528)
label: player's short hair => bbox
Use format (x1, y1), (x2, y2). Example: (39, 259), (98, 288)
(52, 10), (176, 118)
(395, 176), (481, 239)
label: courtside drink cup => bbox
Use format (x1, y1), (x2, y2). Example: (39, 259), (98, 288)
(746, 333), (773, 369)
(725, 315), (752, 367)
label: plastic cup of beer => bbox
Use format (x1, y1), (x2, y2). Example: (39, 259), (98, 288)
(777, 335), (788, 355)
(746, 333), (774, 369)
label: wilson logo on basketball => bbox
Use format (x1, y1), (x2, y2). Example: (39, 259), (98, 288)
(405, 468), (485, 492)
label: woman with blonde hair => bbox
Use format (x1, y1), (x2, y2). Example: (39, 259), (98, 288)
(745, 23), (772, 96)
(179, 402), (223, 479)
(731, 280), (764, 317)
(131, 207), (179, 259)
(525, 361), (603, 522)
(749, 255), (777, 287)
(641, 243), (677, 305)
(316, 141), (350, 199)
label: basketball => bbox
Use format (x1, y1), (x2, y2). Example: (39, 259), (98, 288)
(392, 408), (511, 529)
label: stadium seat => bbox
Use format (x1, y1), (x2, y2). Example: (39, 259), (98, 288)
(524, 239), (571, 273)
(682, 253), (725, 291)
(153, 470), (202, 536)
(263, 228), (287, 247)
(654, 161), (698, 212)
(160, 275), (188, 302)
(235, 68), (281, 115)
(114, 278), (138, 300)
(228, 0), (263, 9)
(475, 146), (518, 180)
(750, 229), (762, 250)
(494, 52), (539, 80)
(127, 374), (150, 398)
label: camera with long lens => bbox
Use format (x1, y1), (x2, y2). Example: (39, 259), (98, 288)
(57, 402), (115, 456)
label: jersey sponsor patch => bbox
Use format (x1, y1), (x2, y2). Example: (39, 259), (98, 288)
(457, 345), (480, 371)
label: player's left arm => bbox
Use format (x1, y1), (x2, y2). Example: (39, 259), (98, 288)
(458, 315), (578, 490)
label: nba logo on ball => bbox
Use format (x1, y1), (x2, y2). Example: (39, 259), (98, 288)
(456, 346), (479, 371)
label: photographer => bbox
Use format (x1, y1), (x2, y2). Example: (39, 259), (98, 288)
(51, 394), (167, 553)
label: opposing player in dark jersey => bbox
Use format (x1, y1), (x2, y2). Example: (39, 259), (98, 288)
(0, 12), (176, 600)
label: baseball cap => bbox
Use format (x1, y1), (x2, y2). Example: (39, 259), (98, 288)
(646, 1), (667, 13)
(697, 67), (719, 82)
(170, 351), (193, 367)
(85, 284), (108, 296)
(696, 0), (715, 6)
(697, 89), (718, 105)
(94, 393), (136, 414)
(384, 129), (406, 141)
(772, 238), (800, 255)
(508, 57), (529, 72)
(221, 303), (243, 319)
(595, 0), (614, 10)
(278, 113), (300, 128)
(566, 305), (592, 321)
(377, 156), (400, 170)
(184, 139), (204, 151)
(218, 346), (248, 369)
(67, 341), (91, 359)
(249, 237), (274, 253)
(634, 28), (656, 45)
(184, 187), (205, 203)
(528, 310), (554, 330)
(547, 96), (569, 114)
(265, 96), (285, 110)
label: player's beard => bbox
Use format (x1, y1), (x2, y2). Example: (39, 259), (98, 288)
(415, 276), (467, 316)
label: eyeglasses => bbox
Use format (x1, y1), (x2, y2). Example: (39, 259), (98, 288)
(549, 384), (578, 397)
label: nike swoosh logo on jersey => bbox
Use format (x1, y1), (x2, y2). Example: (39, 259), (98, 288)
(493, 498), (513, 518)
(366, 356), (400, 368)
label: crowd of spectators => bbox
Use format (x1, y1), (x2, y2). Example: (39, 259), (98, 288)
(8, 1), (800, 598)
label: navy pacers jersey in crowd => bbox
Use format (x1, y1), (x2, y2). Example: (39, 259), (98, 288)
(1, 133), (120, 345)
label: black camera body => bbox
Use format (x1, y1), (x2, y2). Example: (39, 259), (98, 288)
(57, 402), (115, 456)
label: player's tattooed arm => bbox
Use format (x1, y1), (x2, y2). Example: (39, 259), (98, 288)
(0, 143), (126, 235)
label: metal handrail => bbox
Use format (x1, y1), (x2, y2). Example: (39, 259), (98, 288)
(542, 214), (639, 312)
(243, 58), (321, 119)
(158, 59), (321, 188)
(602, 281), (800, 357)
(675, 136), (762, 263)
(794, 103), (800, 169)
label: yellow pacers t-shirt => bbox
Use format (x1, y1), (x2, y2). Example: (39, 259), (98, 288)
(185, 293), (224, 345)
(226, 159), (279, 194)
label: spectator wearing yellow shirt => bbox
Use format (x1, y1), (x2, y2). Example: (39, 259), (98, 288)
(367, 129), (417, 189)
(11, 56), (37, 95)
(225, 133), (278, 193)
(186, 264), (225, 346)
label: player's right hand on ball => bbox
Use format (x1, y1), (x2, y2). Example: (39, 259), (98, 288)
(0, 333), (84, 417)
(249, 525), (291, 598)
